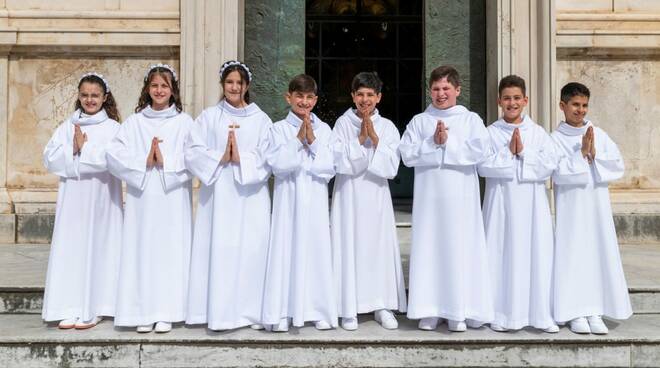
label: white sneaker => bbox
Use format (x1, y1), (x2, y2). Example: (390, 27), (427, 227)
(587, 315), (609, 334)
(250, 324), (265, 330)
(314, 320), (332, 330)
(154, 321), (171, 333)
(75, 317), (101, 330)
(341, 317), (358, 331)
(58, 318), (78, 329)
(490, 323), (508, 332)
(374, 310), (398, 330)
(543, 324), (560, 333)
(418, 317), (439, 331)
(569, 317), (591, 334)
(448, 319), (467, 332)
(271, 318), (289, 332)
(466, 319), (483, 329)
(137, 324), (154, 333)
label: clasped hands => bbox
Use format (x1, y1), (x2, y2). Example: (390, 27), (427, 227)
(146, 137), (164, 169)
(581, 125), (596, 164)
(221, 130), (241, 164)
(358, 112), (379, 147)
(296, 113), (316, 146)
(509, 128), (523, 156)
(72, 125), (87, 155)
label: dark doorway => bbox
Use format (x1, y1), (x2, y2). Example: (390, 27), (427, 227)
(305, 0), (423, 197)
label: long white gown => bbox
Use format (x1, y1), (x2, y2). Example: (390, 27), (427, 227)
(42, 109), (123, 322)
(106, 105), (193, 326)
(551, 120), (632, 323)
(400, 104), (493, 323)
(184, 101), (272, 330)
(262, 111), (339, 328)
(331, 108), (407, 318)
(478, 115), (558, 330)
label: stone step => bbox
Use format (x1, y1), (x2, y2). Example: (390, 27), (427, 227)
(0, 313), (659, 367)
(2, 242), (659, 316)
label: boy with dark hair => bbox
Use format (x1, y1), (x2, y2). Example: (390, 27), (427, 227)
(478, 74), (560, 333)
(401, 65), (494, 332)
(262, 74), (338, 332)
(331, 72), (407, 331)
(552, 82), (631, 334)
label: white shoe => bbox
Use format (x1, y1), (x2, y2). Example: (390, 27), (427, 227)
(490, 323), (508, 332)
(154, 321), (171, 333)
(448, 319), (467, 332)
(341, 317), (358, 331)
(271, 318), (289, 332)
(587, 315), (609, 334)
(569, 317), (591, 334)
(58, 318), (78, 329)
(418, 317), (439, 331)
(466, 319), (483, 329)
(543, 324), (560, 333)
(374, 310), (398, 330)
(75, 317), (101, 330)
(250, 324), (265, 330)
(314, 320), (332, 330)
(137, 324), (154, 333)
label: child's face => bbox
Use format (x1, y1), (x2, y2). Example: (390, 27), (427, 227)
(351, 87), (381, 116)
(285, 91), (318, 118)
(148, 73), (173, 110)
(223, 70), (248, 107)
(560, 95), (589, 127)
(498, 86), (528, 123)
(430, 77), (460, 110)
(78, 82), (106, 115)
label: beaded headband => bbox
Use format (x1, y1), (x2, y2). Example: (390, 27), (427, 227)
(145, 63), (178, 82)
(79, 72), (110, 93)
(219, 60), (252, 82)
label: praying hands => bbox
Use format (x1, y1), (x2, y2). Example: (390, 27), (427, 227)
(221, 130), (241, 164)
(146, 137), (164, 169)
(581, 126), (596, 164)
(434, 120), (448, 145)
(509, 127), (523, 156)
(358, 113), (379, 147)
(297, 113), (316, 145)
(72, 125), (87, 155)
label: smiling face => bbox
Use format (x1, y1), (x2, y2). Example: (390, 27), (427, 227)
(148, 73), (173, 111)
(560, 95), (589, 127)
(222, 70), (248, 107)
(430, 77), (460, 110)
(351, 87), (381, 117)
(78, 81), (107, 115)
(285, 90), (318, 119)
(498, 86), (528, 124)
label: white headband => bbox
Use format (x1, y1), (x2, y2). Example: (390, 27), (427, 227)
(145, 63), (178, 82)
(80, 72), (110, 93)
(219, 60), (252, 82)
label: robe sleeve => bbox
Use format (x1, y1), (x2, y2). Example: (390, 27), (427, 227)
(232, 119), (272, 185)
(184, 113), (226, 186)
(77, 125), (119, 175)
(367, 124), (400, 179)
(267, 126), (306, 178)
(161, 149), (192, 191)
(106, 123), (150, 191)
(306, 131), (336, 182)
(333, 121), (369, 175)
(551, 140), (590, 185)
(400, 119), (443, 168)
(43, 123), (78, 178)
(592, 131), (624, 183)
(441, 116), (490, 166)
(477, 141), (516, 179)
(518, 132), (558, 182)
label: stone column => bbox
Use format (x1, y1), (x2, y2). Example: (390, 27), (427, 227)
(180, 0), (244, 118)
(0, 35), (15, 241)
(486, 0), (556, 130)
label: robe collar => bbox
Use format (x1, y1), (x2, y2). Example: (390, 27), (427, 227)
(218, 100), (262, 117)
(556, 119), (593, 136)
(344, 108), (381, 129)
(424, 104), (469, 118)
(285, 110), (320, 130)
(492, 114), (535, 132)
(141, 104), (179, 119)
(70, 108), (108, 126)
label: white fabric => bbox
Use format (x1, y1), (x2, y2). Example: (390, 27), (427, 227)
(262, 111), (339, 328)
(478, 115), (558, 330)
(107, 105), (194, 326)
(551, 120), (631, 322)
(400, 104), (493, 323)
(331, 108), (407, 317)
(42, 109), (123, 322)
(184, 101), (273, 330)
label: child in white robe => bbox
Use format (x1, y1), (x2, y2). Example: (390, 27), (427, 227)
(107, 64), (193, 333)
(262, 74), (338, 331)
(331, 72), (406, 330)
(552, 82), (632, 334)
(42, 72), (123, 329)
(401, 65), (493, 332)
(185, 61), (272, 331)
(478, 75), (559, 333)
